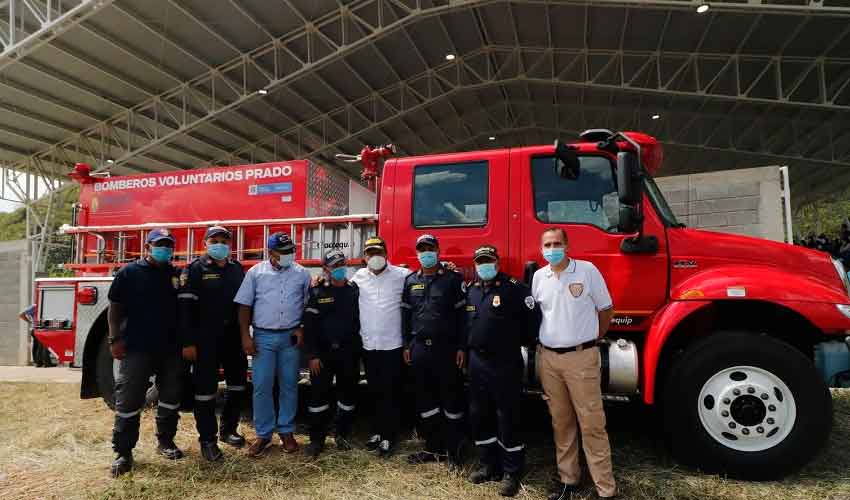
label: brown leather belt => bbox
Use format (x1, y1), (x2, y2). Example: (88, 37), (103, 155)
(542, 340), (597, 354)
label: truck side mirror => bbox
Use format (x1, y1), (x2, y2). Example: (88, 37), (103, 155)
(554, 140), (580, 180)
(618, 205), (641, 234)
(616, 151), (642, 206)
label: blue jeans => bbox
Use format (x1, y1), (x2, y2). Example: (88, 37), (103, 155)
(252, 328), (301, 438)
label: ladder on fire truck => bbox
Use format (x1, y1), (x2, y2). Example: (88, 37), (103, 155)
(60, 214), (378, 273)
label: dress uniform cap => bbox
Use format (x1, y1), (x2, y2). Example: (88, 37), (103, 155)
(204, 225), (232, 239)
(415, 234), (438, 249)
(323, 249), (346, 267)
(364, 236), (386, 251)
(267, 232), (295, 252)
(473, 245), (499, 262)
(146, 228), (175, 244)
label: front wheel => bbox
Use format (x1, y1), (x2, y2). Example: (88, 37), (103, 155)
(662, 332), (832, 480)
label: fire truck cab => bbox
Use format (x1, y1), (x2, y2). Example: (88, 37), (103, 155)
(35, 129), (850, 480)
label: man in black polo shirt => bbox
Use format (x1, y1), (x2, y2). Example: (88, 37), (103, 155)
(107, 228), (184, 477)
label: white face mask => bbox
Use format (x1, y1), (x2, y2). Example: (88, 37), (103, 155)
(367, 255), (387, 271)
(277, 253), (295, 268)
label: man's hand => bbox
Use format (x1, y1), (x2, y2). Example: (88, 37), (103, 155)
(456, 350), (466, 370)
(309, 358), (322, 377)
(443, 261), (457, 271)
(293, 328), (304, 348)
(403, 348), (412, 365)
(242, 336), (256, 356)
(110, 339), (127, 360)
(182, 345), (197, 361)
(310, 275), (322, 287)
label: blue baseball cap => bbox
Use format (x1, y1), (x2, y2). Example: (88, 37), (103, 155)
(204, 225), (231, 239)
(268, 232), (295, 252)
(146, 228), (175, 244)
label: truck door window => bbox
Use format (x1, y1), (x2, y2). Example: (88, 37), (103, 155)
(532, 156), (619, 231)
(413, 161), (488, 228)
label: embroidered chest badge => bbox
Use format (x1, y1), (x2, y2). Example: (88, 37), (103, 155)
(568, 283), (584, 298)
(492, 295), (501, 307)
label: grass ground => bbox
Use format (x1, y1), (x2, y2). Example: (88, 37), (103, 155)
(0, 384), (848, 500)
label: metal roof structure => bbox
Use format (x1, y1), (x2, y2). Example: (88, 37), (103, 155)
(2, 0), (850, 211)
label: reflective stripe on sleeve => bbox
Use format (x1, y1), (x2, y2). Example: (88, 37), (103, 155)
(420, 407), (441, 419)
(454, 300), (465, 309)
(474, 437), (497, 446)
(444, 410), (464, 420)
(305, 308), (319, 314)
(400, 302), (412, 309)
(337, 401), (355, 411)
(499, 441), (526, 452)
(226, 385), (247, 392)
(308, 404), (330, 413)
(177, 293), (198, 300)
(194, 394), (216, 402)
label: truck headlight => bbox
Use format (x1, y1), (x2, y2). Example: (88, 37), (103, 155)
(832, 258), (850, 297)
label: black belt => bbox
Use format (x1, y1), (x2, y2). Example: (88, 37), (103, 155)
(542, 340), (597, 354)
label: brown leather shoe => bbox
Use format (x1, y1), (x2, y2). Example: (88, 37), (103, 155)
(246, 437), (273, 458)
(279, 433), (299, 453)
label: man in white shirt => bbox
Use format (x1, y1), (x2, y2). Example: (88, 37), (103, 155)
(351, 236), (411, 457)
(531, 227), (617, 500)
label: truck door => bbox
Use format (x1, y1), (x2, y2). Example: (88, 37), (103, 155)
(511, 150), (668, 329)
(389, 150), (509, 274)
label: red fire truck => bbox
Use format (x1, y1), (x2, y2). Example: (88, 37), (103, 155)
(34, 129), (850, 479)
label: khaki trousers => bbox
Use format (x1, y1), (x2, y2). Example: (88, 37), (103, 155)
(538, 345), (616, 498)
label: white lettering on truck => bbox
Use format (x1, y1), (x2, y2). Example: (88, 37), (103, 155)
(93, 165), (285, 192)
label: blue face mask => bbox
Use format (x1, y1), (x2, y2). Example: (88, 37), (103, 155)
(277, 253), (294, 268)
(330, 267), (347, 281)
(418, 251), (438, 268)
(543, 247), (565, 265)
(207, 243), (230, 260)
(476, 263), (498, 281)
(150, 246), (173, 263)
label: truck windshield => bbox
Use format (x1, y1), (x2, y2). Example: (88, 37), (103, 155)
(644, 174), (682, 227)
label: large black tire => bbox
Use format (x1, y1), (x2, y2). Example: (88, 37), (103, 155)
(662, 331), (832, 480)
(95, 335), (158, 411)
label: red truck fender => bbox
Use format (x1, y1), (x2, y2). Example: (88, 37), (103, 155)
(642, 300), (711, 404)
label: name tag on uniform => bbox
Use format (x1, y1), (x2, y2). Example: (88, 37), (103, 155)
(466, 305), (476, 312)
(202, 274), (220, 280)
(318, 297), (334, 304)
(411, 284), (425, 291)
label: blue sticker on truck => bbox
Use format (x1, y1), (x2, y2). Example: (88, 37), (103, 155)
(249, 182), (293, 195)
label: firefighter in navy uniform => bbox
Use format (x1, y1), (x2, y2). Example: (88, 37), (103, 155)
(303, 249), (362, 459)
(178, 226), (248, 462)
(402, 234), (467, 470)
(466, 245), (541, 497)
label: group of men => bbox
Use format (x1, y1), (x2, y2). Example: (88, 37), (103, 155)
(106, 224), (617, 499)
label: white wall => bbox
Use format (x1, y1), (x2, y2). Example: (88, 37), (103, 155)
(0, 240), (29, 365)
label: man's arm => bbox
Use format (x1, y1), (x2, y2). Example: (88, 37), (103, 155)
(400, 276), (413, 348)
(598, 307), (614, 338)
(177, 265), (201, 358)
(453, 277), (467, 368)
(518, 284), (542, 346)
(588, 264), (615, 338)
(234, 269), (257, 355)
(302, 288), (320, 360)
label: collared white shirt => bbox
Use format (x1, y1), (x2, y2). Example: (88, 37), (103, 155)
(531, 258), (613, 349)
(351, 263), (411, 351)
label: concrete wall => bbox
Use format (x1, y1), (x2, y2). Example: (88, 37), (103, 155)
(655, 166), (786, 242)
(0, 240), (28, 366)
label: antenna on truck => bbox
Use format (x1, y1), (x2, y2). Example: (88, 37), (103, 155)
(335, 144), (396, 191)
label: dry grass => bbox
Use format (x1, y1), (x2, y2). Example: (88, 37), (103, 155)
(0, 384), (848, 500)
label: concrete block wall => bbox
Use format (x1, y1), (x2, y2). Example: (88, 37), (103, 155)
(655, 166), (786, 242)
(0, 240), (28, 365)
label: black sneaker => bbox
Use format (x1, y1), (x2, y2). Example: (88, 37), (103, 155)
(499, 474), (521, 497)
(156, 440), (184, 460)
(468, 465), (502, 484)
(378, 439), (393, 458)
(305, 441), (324, 459)
(365, 434), (381, 452)
(336, 435), (353, 451)
(406, 450), (445, 465)
(200, 441), (223, 462)
(220, 431), (246, 448)
(110, 453), (133, 478)
(548, 482), (580, 500)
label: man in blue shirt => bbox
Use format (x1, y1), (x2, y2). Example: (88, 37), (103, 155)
(107, 228), (184, 477)
(235, 232), (311, 457)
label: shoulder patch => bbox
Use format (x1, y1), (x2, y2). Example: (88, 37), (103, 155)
(466, 304), (476, 312)
(509, 277), (519, 285)
(461, 281), (467, 293)
(524, 296), (536, 310)
(179, 271), (188, 287)
(318, 297), (335, 304)
(411, 283), (425, 290)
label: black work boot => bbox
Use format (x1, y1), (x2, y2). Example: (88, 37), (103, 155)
(468, 464), (502, 484)
(110, 452), (133, 478)
(220, 431), (246, 448)
(365, 434), (381, 452)
(499, 474), (521, 497)
(378, 439), (394, 458)
(548, 482), (580, 500)
(336, 435), (353, 451)
(305, 440), (325, 459)
(407, 450), (446, 465)
(156, 439), (184, 460)
(201, 441), (224, 462)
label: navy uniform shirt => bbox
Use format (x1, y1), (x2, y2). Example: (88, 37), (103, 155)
(302, 278), (361, 360)
(401, 265), (466, 350)
(178, 255), (245, 347)
(465, 272), (541, 358)
(107, 258), (180, 353)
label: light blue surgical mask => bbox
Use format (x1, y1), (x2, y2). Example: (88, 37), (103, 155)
(330, 267), (347, 281)
(150, 246), (173, 263)
(418, 251), (438, 268)
(543, 247), (565, 265)
(476, 263), (497, 281)
(207, 243), (230, 261)
(278, 253), (295, 268)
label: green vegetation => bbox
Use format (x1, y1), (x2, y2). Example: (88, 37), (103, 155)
(794, 186), (850, 239)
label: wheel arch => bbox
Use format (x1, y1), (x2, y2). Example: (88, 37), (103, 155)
(80, 311), (108, 399)
(644, 299), (822, 405)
